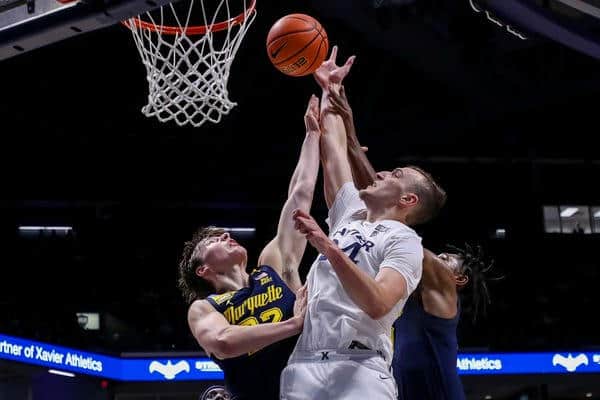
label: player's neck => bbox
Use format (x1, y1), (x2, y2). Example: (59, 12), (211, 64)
(366, 207), (408, 225)
(420, 271), (456, 292)
(214, 266), (249, 292)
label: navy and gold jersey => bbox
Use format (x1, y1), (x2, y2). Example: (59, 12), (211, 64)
(205, 265), (297, 400)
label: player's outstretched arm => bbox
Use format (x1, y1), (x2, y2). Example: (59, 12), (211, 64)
(188, 287), (307, 359)
(258, 95), (321, 293)
(293, 209), (420, 319)
(328, 85), (377, 190)
(313, 46), (356, 208)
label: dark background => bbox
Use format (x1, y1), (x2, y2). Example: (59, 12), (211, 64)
(0, 0), (599, 359)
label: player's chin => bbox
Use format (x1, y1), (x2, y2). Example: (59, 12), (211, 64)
(231, 247), (247, 261)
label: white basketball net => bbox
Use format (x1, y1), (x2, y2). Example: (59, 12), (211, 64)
(125, 0), (256, 127)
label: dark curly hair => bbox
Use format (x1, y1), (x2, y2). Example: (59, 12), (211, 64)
(177, 226), (226, 305)
(446, 243), (503, 322)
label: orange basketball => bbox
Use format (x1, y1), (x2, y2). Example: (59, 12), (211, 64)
(266, 14), (329, 77)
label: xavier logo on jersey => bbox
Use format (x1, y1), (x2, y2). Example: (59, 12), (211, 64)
(370, 224), (391, 237)
(319, 228), (375, 263)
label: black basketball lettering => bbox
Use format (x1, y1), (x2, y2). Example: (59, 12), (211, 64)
(281, 57), (308, 73)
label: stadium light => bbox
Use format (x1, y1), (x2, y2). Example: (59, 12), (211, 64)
(18, 226), (72, 232)
(48, 369), (75, 377)
(220, 227), (255, 233)
(560, 207), (579, 218)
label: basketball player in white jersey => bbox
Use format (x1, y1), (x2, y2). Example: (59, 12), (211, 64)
(280, 47), (447, 399)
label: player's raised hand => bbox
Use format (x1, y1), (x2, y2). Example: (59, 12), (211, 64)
(304, 94), (321, 135)
(330, 55), (355, 86)
(313, 46), (356, 91)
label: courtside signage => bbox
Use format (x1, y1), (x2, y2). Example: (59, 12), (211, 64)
(0, 334), (223, 381)
(457, 352), (600, 375)
(2, 334), (599, 379)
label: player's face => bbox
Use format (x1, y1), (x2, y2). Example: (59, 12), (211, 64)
(360, 167), (419, 206)
(437, 253), (463, 274)
(199, 232), (247, 272)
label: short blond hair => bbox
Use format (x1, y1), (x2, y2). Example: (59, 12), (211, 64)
(406, 165), (447, 225)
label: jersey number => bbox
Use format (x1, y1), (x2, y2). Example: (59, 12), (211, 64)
(319, 239), (373, 264)
(238, 307), (284, 355)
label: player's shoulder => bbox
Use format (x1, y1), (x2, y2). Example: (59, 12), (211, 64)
(250, 264), (280, 280)
(206, 291), (237, 305)
(188, 298), (216, 319)
(375, 220), (421, 240)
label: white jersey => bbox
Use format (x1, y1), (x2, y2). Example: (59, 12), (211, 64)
(290, 182), (423, 365)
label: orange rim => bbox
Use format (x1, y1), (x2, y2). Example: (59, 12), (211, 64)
(122, 0), (256, 35)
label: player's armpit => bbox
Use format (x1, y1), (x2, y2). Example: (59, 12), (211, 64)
(258, 239), (285, 278)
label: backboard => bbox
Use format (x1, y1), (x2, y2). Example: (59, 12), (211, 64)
(0, 0), (175, 60)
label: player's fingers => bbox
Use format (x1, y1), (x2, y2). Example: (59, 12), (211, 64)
(310, 96), (319, 114)
(344, 55), (356, 68)
(309, 100), (320, 116)
(328, 83), (341, 94)
(294, 209), (310, 219)
(294, 220), (304, 231)
(328, 95), (343, 109)
(305, 94), (316, 115)
(298, 287), (306, 301)
(307, 115), (319, 130)
(301, 284), (308, 296)
(325, 106), (340, 117)
(329, 45), (338, 62)
(328, 87), (342, 102)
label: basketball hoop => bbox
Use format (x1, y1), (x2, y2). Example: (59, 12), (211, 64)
(123, 0), (257, 127)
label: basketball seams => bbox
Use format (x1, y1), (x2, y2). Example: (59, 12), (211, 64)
(297, 37), (326, 76)
(273, 31), (321, 67)
(316, 26), (328, 42)
(267, 27), (317, 45)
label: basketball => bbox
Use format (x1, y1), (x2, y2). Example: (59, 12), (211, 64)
(266, 14), (329, 77)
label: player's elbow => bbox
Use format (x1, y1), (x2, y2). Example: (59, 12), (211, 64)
(366, 303), (391, 320)
(212, 332), (237, 359)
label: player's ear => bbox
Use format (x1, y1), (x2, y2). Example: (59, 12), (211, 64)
(195, 265), (209, 278)
(399, 193), (418, 207)
(455, 274), (469, 288)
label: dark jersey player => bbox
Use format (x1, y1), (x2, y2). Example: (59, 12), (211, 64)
(392, 249), (468, 400)
(177, 95), (322, 400)
(205, 264), (301, 399)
